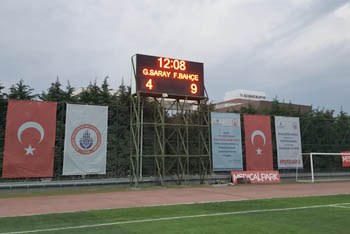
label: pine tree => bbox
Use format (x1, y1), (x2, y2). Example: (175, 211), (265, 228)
(0, 82), (6, 100)
(7, 79), (37, 100)
(100, 76), (116, 105)
(77, 79), (101, 104)
(40, 78), (77, 103)
(64, 81), (78, 103)
(40, 77), (65, 102)
(117, 77), (130, 106)
(77, 77), (117, 105)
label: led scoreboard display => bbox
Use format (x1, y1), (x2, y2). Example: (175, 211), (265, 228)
(133, 54), (204, 99)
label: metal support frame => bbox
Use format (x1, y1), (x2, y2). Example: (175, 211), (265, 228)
(130, 95), (211, 186)
(130, 94), (141, 186)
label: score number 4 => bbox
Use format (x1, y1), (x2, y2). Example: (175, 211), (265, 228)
(146, 79), (153, 90)
(145, 78), (198, 95)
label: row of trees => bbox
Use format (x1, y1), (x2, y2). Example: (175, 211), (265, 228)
(0, 78), (350, 179)
(0, 77), (130, 105)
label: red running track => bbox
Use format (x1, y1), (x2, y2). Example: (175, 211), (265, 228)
(1, 182), (350, 217)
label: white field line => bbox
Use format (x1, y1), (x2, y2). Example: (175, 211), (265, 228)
(330, 205), (350, 209)
(1, 202), (350, 234)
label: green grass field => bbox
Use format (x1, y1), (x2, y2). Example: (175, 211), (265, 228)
(0, 195), (349, 234)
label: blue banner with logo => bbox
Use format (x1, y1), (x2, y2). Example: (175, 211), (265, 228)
(211, 112), (243, 171)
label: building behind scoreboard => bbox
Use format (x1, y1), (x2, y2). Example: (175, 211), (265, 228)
(214, 89), (312, 113)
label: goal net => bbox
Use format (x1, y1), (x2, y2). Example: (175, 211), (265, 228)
(296, 152), (350, 183)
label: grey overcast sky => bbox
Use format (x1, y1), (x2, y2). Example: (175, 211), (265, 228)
(0, 0), (350, 111)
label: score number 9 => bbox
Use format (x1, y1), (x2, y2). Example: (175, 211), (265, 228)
(190, 83), (198, 94)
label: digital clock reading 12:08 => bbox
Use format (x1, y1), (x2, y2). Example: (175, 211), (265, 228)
(157, 58), (186, 70)
(134, 54), (204, 99)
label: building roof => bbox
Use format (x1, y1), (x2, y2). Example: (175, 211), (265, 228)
(214, 98), (312, 113)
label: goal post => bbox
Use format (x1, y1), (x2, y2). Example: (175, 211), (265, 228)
(296, 152), (350, 183)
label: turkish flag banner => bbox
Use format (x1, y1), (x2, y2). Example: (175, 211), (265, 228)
(243, 114), (273, 171)
(342, 152), (350, 167)
(2, 100), (57, 178)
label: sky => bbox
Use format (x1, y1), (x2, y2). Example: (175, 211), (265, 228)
(0, 0), (350, 112)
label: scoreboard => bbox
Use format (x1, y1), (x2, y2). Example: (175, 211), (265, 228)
(132, 54), (205, 99)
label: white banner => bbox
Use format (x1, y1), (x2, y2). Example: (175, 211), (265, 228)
(275, 116), (303, 169)
(211, 112), (243, 171)
(63, 104), (108, 175)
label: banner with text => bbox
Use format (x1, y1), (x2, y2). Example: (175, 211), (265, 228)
(342, 152), (350, 167)
(243, 115), (273, 171)
(231, 171), (280, 184)
(275, 116), (303, 169)
(2, 100), (57, 178)
(211, 112), (243, 171)
(63, 104), (108, 175)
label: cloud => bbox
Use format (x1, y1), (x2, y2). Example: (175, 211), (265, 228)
(0, 0), (349, 112)
(206, 0), (350, 108)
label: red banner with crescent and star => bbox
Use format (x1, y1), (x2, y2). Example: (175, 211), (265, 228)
(243, 114), (273, 171)
(2, 100), (57, 178)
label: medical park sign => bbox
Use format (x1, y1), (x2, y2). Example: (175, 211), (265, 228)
(231, 171), (280, 184)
